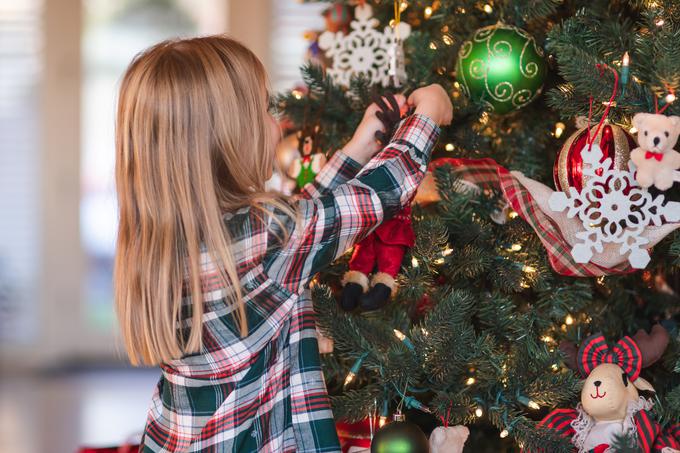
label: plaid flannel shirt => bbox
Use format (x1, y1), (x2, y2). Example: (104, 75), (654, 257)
(140, 114), (440, 452)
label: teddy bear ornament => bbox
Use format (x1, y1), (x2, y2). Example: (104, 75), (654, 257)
(631, 112), (680, 191)
(529, 325), (680, 453)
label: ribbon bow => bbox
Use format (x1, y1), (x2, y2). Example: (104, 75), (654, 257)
(645, 150), (664, 161)
(577, 334), (642, 380)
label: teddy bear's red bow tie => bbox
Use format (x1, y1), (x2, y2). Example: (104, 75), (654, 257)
(645, 150), (664, 161)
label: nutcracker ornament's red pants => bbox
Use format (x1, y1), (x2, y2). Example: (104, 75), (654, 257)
(341, 206), (414, 311)
(348, 235), (405, 278)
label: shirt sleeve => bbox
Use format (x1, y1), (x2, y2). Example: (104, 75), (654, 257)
(264, 114), (439, 293)
(299, 150), (363, 199)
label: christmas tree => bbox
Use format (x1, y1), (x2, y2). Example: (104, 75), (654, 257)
(275, 1), (680, 451)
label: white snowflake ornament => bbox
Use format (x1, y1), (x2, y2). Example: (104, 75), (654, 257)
(318, 4), (411, 88)
(548, 142), (680, 268)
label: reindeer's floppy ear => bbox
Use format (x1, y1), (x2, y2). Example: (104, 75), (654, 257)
(633, 376), (655, 393)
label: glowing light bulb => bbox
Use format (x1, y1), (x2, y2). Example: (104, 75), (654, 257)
(393, 329), (406, 341)
(379, 416), (388, 427)
(475, 406), (484, 417)
(453, 81), (460, 89)
(483, 4), (493, 13)
(442, 247), (453, 256)
(555, 122), (566, 138)
(434, 258), (445, 264)
(400, 1), (409, 11)
(429, 41), (438, 50)
(500, 429), (509, 438)
(666, 93), (676, 103)
(424, 6), (433, 18)
(565, 314), (574, 325)
(509, 244), (522, 252)
(523, 265), (536, 274)
(622, 52), (630, 67)
(629, 126), (638, 134)
(292, 89), (303, 100)
(442, 34), (453, 46)
(466, 377), (476, 385)
(343, 371), (356, 387)
(541, 335), (554, 343)
(508, 211), (518, 219)
(551, 363), (559, 371)
(656, 18), (665, 27)
(480, 112), (489, 124)
(528, 400), (540, 410)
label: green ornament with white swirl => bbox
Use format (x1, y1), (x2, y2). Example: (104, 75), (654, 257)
(455, 24), (547, 114)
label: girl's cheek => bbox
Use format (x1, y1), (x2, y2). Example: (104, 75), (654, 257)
(268, 113), (280, 147)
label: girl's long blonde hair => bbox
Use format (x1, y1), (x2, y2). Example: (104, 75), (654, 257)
(114, 36), (279, 366)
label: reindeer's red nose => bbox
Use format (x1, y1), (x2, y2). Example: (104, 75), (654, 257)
(594, 381), (602, 387)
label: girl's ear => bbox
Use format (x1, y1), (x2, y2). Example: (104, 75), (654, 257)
(314, 124), (321, 134)
(296, 130), (303, 139)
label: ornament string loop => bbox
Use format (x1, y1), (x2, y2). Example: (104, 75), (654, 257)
(654, 87), (675, 114)
(585, 64), (619, 149)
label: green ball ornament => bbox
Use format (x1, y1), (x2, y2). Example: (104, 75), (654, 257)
(455, 24), (547, 114)
(370, 415), (429, 453)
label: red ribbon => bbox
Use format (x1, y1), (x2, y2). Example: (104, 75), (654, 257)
(645, 151), (664, 161)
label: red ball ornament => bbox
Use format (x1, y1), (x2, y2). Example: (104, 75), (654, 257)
(336, 419), (373, 453)
(553, 123), (637, 192)
(323, 3), (352, 33)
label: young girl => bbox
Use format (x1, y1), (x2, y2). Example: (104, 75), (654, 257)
(114, 36), (451, 452)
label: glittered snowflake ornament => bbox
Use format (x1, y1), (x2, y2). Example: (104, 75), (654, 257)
(547, 142), (680, 269)
(318, 4), (411, 88)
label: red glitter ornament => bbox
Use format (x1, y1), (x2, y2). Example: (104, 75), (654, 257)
(553, 123), (637, 192)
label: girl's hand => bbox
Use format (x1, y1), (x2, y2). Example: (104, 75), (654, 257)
(343, 94), (407, 165)
(408, 84), (453, 126)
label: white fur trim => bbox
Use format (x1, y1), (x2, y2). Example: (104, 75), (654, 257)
(371, 272), (396, 291)
(342, 271), (369, 292)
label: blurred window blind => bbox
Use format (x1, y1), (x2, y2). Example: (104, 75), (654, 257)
(0, 0), (43, 343)
(269, 0), (326, 93)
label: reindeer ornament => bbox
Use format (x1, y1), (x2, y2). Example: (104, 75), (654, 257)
(288, 123), (327, 191)
(531, 325), (680, 453)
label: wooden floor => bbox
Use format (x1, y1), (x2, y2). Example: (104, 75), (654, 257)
(0, 367), (159, 453)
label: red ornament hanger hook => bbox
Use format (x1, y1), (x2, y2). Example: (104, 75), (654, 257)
(653, 86), (675, 115)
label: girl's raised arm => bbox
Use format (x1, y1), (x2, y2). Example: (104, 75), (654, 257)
(264, 113), (440, 294)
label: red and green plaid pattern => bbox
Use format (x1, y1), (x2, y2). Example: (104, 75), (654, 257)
(529, 407), (680, 452)
(577, 334), (642, 381)
(139, 114), (440, 452)
(434, 158), (634, 277)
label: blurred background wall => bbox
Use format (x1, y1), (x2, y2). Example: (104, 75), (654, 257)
(0, 0), (326, 451)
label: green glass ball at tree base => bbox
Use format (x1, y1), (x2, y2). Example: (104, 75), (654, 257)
(370, 420), (429, 453)
(456, 24), (547, 114)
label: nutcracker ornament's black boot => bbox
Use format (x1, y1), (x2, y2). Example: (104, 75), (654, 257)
(340, 271), (369, 312)
(359, 273), (395, 312)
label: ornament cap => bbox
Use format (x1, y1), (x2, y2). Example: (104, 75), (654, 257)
(393, 412), (406, 422)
